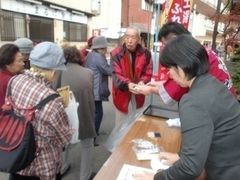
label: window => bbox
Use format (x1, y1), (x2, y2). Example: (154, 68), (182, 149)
(91, 0), (101, 14)
(64, 21), (87, 42)
(29, 16), (54, 42)
(142, 0), (153, 11)
(0, 10), (26, 41)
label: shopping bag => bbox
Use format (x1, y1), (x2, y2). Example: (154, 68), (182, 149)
(65, 91), (80, 144)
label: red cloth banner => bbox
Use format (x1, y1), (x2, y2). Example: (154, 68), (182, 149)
(167, 0), (192, 28)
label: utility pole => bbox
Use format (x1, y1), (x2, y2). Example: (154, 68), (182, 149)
(212, 0), (222, 51)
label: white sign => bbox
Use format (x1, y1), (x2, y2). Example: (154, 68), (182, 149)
(1, 0), (87, 24)
(154, 0), (166, 4)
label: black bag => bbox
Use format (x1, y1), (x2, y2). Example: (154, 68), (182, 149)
(0, 80), (59, 173)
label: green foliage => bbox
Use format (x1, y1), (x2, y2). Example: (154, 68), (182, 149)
(231, 47), (240, 62)
(232, 61), (240, 93)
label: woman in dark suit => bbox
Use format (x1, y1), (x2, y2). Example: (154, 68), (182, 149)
(136, 34), (240, 180)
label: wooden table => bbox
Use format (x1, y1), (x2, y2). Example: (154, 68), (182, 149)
(94, 115), (182, 180)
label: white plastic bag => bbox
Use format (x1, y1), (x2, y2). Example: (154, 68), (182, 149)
(65, 91), (80, 144)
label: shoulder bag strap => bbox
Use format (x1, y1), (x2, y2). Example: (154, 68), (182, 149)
(6, 76), (18, 97)
(34, 94), (60, 110)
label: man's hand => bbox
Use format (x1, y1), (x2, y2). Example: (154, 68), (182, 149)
(138, 81), (145, 85)
(128, 82), (140, 94)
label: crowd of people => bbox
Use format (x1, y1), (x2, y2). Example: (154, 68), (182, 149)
(0, 22), (240, 180)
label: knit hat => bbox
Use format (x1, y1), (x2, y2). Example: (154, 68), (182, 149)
(14, 38), (33, 54)
(30, 41), (66, 71)
(91, 36), (108, 49)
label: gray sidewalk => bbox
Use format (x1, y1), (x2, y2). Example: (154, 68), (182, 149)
(0, 100), (115, 180)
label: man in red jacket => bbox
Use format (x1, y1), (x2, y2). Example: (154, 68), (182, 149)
(106, 26), (152, 151)
(138, 22), (236, 103)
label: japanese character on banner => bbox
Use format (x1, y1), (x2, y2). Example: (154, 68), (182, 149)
(171, 3), (182, 14)
(182, 9), (190, 24)
(183, 0), (191, 9)
(167, 0), (192, 28)
(171, 3), (182, 23)
(171, 14), (181, 23)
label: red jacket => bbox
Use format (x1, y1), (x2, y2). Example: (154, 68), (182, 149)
(80, 48), (89, 65)
(0, 70), (14, 107)
(158, 48), (236, 104)
(111, 44), (153, 113)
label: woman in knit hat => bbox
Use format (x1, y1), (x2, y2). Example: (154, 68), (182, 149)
(8, 42), (72, 180)
(14, 37), (33, 69)
(85, 36), (112, 144)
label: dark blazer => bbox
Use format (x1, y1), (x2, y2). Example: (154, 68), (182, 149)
(154, 74), (240, 180)
(61, 63), (96, 140)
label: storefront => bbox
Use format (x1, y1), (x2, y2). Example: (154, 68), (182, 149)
(0, 0), (88, 44)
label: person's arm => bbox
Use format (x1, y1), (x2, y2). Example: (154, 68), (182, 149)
(154, 96), (214, 180)
(139, 50), (153, 84)
(158, 79), (188, 105)
(207, 49), (237, 96)
(138, 78), (188, 103)
(110, 52), (131, 91)
(97, 55), (112, 76)
(46, 97), (73, 147)
(137, 84), (160, 95)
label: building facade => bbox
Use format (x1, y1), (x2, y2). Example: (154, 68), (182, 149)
(0, 0), (97, 47)
(89, 0), (153, 47)
(189, 0), (225, 45)
(0, 0), (228, 49)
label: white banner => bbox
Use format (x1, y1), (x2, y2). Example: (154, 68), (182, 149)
(1, 0), (87, 24)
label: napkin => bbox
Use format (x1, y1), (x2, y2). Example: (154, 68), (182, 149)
(166, 118), (181, 127)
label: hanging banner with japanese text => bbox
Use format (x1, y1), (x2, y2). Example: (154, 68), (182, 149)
(161, 0), (193, 29)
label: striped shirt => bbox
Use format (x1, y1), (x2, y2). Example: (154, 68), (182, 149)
(8, 70), (72, 180)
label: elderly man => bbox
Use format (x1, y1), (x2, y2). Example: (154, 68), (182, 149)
(105, 26), (152, 152)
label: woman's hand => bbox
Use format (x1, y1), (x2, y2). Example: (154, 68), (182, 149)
(147, 80), (165, 87)
(159, 152), (180, 166)
(137, 85), (155, 95)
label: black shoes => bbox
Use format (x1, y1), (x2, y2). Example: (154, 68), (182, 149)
(94, 137), (99, 146)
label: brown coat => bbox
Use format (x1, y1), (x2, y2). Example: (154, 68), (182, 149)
(61, 63), (96, 140)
